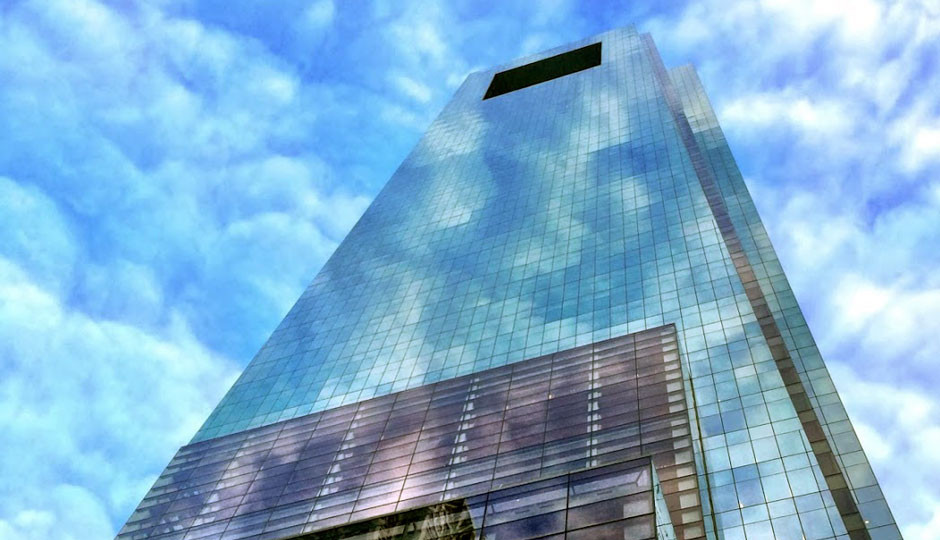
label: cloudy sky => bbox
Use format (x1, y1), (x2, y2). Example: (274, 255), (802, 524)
(0, 0), (938, 538)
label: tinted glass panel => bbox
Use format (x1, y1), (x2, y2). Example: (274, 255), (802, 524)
(483, 42), (601, 99)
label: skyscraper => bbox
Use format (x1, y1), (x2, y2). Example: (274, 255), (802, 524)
(117, 26), (900, 540)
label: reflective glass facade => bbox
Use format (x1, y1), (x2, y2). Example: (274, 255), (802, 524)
(120, 327), (698, 539)
(118, 26), (899, 540)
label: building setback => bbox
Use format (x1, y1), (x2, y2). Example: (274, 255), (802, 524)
(117, 26), (900, 540)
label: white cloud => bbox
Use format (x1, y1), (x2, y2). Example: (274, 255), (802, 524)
(906, 509), (940, 540)
(380, 102), (427, 130)
(0, 0), (371, 341)
(0, 258), (238, 538)
(644, 0), (940, 535)
(0, 177), (78, 296)
(0, 485), (113, 540)
(757, 0), (884, 48)
(829, 363), (940, 538)
(720, 91), (853, 142)
(391, 73), (433, 103)
(651, 0), (940, 182)
(0, 0), (375, 536)
(769, 184), (940, 383)
(368, 2), (469, 135)
(1, 0), (937, 538)
(830, 275), (893, 332)
(316, 192), (372, 238)
(908, 125), (940, 170)
(828, 277), (940, 375)
(303, 0), (335, 31)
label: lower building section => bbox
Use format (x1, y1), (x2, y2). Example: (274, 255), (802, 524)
(117, 325), (705, 540)
(299, 457), (672, 540)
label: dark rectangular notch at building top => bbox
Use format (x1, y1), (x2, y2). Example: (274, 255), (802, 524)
(483, 42), (601, 100)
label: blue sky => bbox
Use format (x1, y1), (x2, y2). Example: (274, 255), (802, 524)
(1, 0), (938, 538)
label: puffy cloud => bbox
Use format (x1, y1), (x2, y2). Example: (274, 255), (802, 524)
(0, 0), (369, 357)
(830, 364), (940, 538)
(0, 485), (114, 540)
(1, 0), (937, 538)
(302, 0), (335, 31)
(390, 72), (433, 103)
(825, 275), (940, 384)
(643, 0), (940, 535)
(644, 0), (940, 535)
(720, 92), (854, 143)
(0, 178), (78, 295)
(0, 257), (237, 538)
(385, 4), (450, 68)
(648, 0), (940, 184)
(0, 0), (372, 536)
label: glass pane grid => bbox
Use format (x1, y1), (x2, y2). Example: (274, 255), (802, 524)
(119, 325), (703, 540)
(119, 25), (898, 540)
